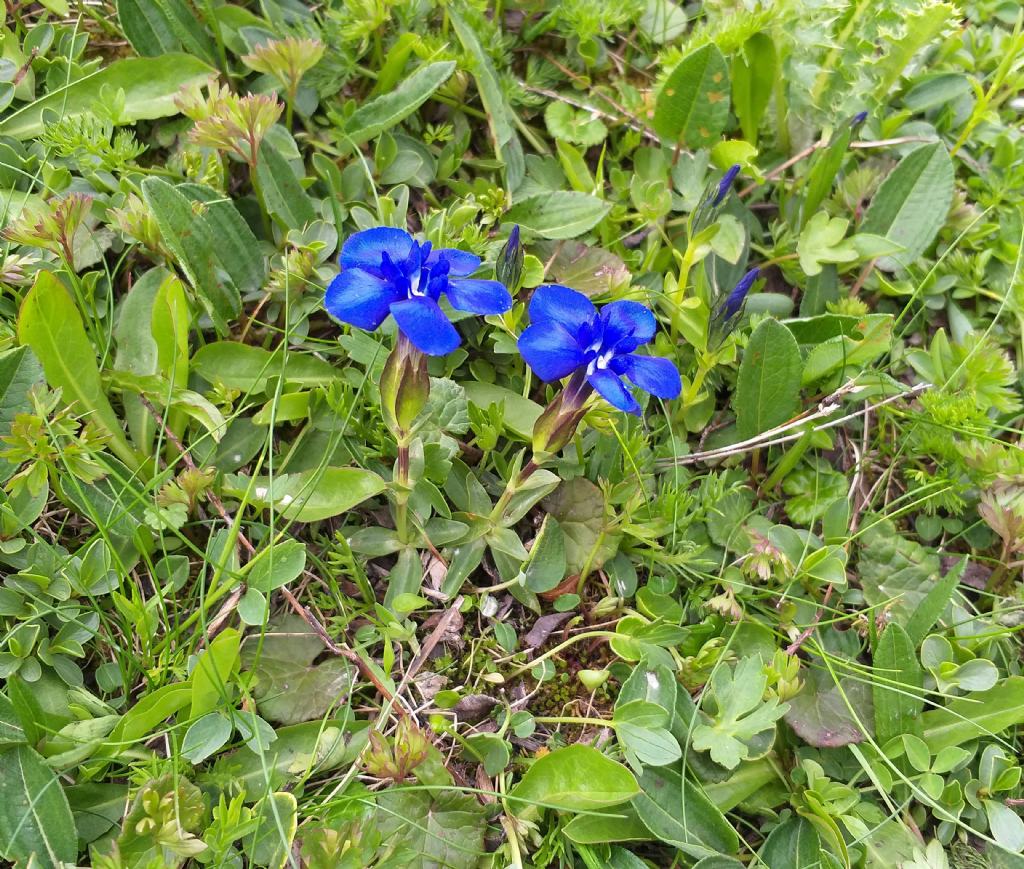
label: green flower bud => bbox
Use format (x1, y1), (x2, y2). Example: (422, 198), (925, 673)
(380, 335), (429, 438)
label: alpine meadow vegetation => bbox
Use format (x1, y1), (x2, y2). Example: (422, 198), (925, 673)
(2, 1), (1024, 867)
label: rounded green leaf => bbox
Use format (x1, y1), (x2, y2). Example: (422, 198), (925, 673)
(509, 744), (639, 811)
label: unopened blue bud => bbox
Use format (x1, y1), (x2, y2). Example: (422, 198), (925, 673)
(712, 164), (742, 206)
(718, 267), (761, 321)
(497, 225), (524, 291)
(851, 111), (868, 128)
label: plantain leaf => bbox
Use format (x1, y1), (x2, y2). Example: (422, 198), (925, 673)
(653, 44), (730, 148)
(0, 54), (214, 140)
(343, 61), (456, 147)
(17, 271), (138, 469)
(734, 318), (803, 439)
(0, 744), (77, 868)
(141, 177), (241, 333)
(861, 142), (954, 271)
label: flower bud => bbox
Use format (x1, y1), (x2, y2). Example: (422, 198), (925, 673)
(496, 224), (524, 291)
(380, 335), (429, 438)
(530, 381), (590, 461)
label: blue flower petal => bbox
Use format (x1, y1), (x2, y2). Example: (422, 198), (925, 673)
(447, 279), (513, 315)
(324, 268), (403, 330)
(340, 227), (416, 274)
(518, 321), (586, 381)
(428, 248), (481, 277)
(529, 285), (596, 340)
(587, 369), (641, 415)
(622, 354), (682, 399)
(600, 301), (656, 353)
(390, 297), (461, 355)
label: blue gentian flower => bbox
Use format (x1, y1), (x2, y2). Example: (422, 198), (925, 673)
(712, 164), (741, 206)
(325, 227), (512, 355)
(715, 267), (761, 323)
(518, 285), (681, 416)
(850, 111), (868, 128)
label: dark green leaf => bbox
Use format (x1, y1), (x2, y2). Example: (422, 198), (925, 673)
(653, 44), (730, 148)
(734, 318), (803, 438)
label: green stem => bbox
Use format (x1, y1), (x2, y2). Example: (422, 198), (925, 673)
(502, 631), (617, 680)
(762, 429), (813, 491)
(489, 458), (539, 524)
(395, 439), (411, 544)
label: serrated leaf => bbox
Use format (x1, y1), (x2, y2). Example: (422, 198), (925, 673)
(861, 142), (953, 271)
(735, 318), (802, 438)
(653, 44), (730, 148)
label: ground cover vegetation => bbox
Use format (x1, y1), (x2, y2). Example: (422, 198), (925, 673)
(1, 0), (1024, 866)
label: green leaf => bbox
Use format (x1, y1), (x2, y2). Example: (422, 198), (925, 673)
(224, 467), (386, 523)
(784, 667), (872, 748)
(180, 183), (267, 294)
(801, 313), (894, 387)
(141, 177), (241, 333)
(691, 658), (789, 769)
(245, 540), (307, 593)
(343, 60), (456, 146)
(631, 766), (739, 859)
(449, 7), (523, 191)
(524, 515), (567, 593)
(797, 212), (858, 276)
(904, 559), (961, 648)
(240, 615), (353, 725)
(758, 816), (821, 868)
(731, 33), (775, 146)
(860, 142), (954, 271)
(542, 477), (622, 575)
(0, 744), (77, 868)
(858, 516), (942, 627)
(244, 792), (297, 869)
(802, 127), (853, 228)
(255, 143), (315, 230)
(181, 712), (232, 764)
(653, 44), (730, 148)
(0, 346), (42, 481)
(463, 381), (543, 438)
(734, 318), (803, 439)
(192, 342), (340, 392)
(116, 0), (217, 64)
(873, 624), (924, 744)
(509, 745), (640, 811)
(17, 271), (138, 470)
(504, 191), (611, 240)
(0, 53), (214, 140)
(190, 627), (240, 718)
(563, 803), (653, 844)
(376, 788), (488, 869)
(922, 677), (1024, 753)
(545, 101), (607, 147)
